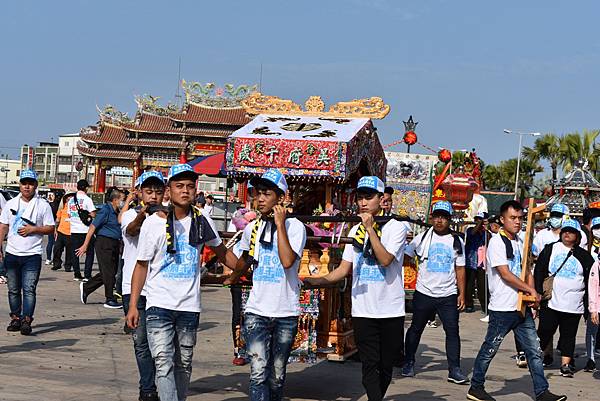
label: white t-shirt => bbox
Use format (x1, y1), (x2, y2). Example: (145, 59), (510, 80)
(203, 204), (214, 217)
(547, 242), (586, 314)
(121, 209), (141, 296)
(342, 220), (407, 318)
(486, 233), (523, 312)
(136, 212), (221, 312)
(405, 230), (465, 298)
(0, 196), (55, 256)
(67, 191), (96, 234)
(240, 218), (306, 318)
(532, 228), (560, 256)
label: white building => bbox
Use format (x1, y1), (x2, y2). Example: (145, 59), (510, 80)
(56, 133), (85, 185)
(0, 159), (21, 187)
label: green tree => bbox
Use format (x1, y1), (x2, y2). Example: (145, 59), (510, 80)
(483, 158), (543, 199)
(522, 133), (562, 190)
(559, 129), (599, 172)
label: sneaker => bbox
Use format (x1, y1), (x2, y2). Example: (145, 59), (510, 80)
(82, 278), (89, 283)
(516, 352), (528, 368)
(467, 386), (496, 401)
(543, 354), (554, 368)
(139, 391), (159, 401)
(73, 274), (83, 281)
(447, 367), (469, 384)
(79, 282), (88, 304)
(560, 364), (573, 378)
(480, 315), (489, 323)
(103, 300), (122, 309)
(50, 265), (61, 271)
(401, 361), (415, 377)
(426, 320), (439, 328)
(45, 259), (51, 265)
(232, 357), (247, 366)
(7, 317), (21, 332)
(584, 359), (596, 372)
(0, 275), (7, 284)
(20, 317), (32, 335)
(465, 306), (475, 313)
(535, 390), (567, 401)
(64, 268), (72, 273)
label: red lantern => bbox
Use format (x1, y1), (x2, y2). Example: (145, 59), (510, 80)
(438, 148), (452, 163)
(441, 173), (479, 210)
(403, 131), (417, 145)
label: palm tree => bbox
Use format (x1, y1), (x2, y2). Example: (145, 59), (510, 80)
(559, 129), (599, 172)
(522, 133), (562, 190)
(483, 158), (543, 198)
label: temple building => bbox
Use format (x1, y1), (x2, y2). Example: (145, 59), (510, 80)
(78, 81), (256, 192)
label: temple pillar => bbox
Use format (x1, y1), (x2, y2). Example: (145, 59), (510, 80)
(179, 148), (187, 164)
(98, 167), (106, 194)
(238, 181), (248, 207)
(93, 159), (101, 192)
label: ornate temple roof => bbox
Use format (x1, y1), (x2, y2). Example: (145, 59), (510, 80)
(545, 159), (600, 215)
(78, 81), (256, 160)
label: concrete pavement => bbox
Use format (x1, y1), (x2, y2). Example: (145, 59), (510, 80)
(0, 264), (598, 400)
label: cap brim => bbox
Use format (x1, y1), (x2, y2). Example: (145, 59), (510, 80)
(432, 210), (452, 217)
(561, 227), (579, 234)
(168, 170), (198, 181)
(20, 177), (37, 183)
(356, 186), (381, 194)
(250, 176), (280, 191)
(141, 176), (166, 186)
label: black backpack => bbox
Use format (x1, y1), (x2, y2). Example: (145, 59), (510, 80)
(73, 192), (92, 226)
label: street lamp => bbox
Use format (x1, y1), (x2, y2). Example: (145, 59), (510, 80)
(504, 129), (541, 199)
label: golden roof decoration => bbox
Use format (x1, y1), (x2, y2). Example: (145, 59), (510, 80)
(242, 92), (391, 119)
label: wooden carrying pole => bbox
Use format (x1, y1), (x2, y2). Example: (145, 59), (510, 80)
(516, 198), (546, 316)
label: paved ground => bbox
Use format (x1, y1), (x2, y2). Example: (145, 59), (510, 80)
(0, 261), (599, 401)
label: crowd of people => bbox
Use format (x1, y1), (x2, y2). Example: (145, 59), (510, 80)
(1, 164), (600, 401)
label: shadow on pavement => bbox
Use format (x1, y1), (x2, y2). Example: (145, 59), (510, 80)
(33, 317), (120, 335)
(0, 338), (78, 354)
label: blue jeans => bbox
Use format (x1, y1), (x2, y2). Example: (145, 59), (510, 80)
(471, 309), (548, 397)
(586, 318), (598, 362)
(46, 234), (55, 261)
(405, 290), (461, 370)
(123, 295), (156, 394)
(243, 312), (298, 401)
(146, 306), (199, 401)
(4, 253), (42, 319)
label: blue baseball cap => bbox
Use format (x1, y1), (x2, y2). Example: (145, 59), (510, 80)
(250, 169), (288, 194)
(139, 171), (166, 187)
(432, 200), (453, 216)
(19, 169), (38, 183)
(561, 218), (580, 233)
(168, 163), (198, 181)
(550, 203), (569, 216)
(592, 217), (600, 228)
(356, 176), (385, 194)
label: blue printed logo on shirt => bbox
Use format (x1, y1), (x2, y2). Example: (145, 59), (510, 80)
(357, 254), (386, 282)
(427, 243), (453, 273)
(253, 244), (285, 283)
(550, 252), (578, 279)
(10, 207), (26, 235)
(160, 236), (198, 280)
(509, 251), (522, 277)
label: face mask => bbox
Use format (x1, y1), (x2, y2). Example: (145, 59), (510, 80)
(593, 228), (600, 239)
(549, 217), (562, 229)
(118, 200), (125, 209)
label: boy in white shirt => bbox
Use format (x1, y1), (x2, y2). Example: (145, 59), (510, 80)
(118, 171), (166, 401)
(0, 170), (55, 335)
(402, 200), (468, 384)
(305, 176), (406, 401)
(224, 169), (306, 401)
(467, 200), (566, 401)
(126, 164), (237, 401)
(68, 179), (96, 281)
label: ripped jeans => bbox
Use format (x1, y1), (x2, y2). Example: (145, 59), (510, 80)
(471, 309), (548, 397)
(146, 307), (199, 401)
(243, 312), (298, 401)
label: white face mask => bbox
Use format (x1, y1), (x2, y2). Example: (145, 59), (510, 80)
(549, 217), (563, 229)
(118, 200), (125, 209)
(593, 228), (600, 239)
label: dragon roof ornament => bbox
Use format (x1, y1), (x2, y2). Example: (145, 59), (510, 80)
(241, 92), (391, 119)
(134, 94), (179, 116)
(181, 80), (258, 108)
(97, 104), (133, 124)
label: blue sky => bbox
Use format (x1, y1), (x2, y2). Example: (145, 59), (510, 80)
(1, 0), (600, 172)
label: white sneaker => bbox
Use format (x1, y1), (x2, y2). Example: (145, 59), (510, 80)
(426, 320), (439, 328)
(45, 259), (51, 265)
(480, 315), (489, 323)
